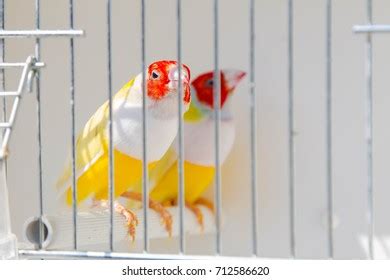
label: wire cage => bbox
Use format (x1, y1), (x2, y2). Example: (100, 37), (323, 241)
(1, 0), (389, 260)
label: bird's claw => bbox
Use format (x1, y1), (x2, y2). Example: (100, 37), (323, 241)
(186, 198), (215, 232)
(120, 191), (173, 237)
(115, 202), (139, 242)
(194, 197), (215, 214)
(186, 202), (205, 232)
(92, 199), (139, 242)
(149, 200), (173, 237)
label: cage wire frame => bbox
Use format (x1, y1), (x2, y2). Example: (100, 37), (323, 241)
(0, 0), (386, 260)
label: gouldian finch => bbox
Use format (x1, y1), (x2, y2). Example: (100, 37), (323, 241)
(57, 60), (191, 240)
(142, 69), (246, 229)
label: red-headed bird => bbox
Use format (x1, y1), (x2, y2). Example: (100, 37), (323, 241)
(143, 69), (246, 228)
(57, 61), (191, 241)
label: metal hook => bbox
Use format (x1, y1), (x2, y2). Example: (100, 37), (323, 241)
(26, 57), (38, 93)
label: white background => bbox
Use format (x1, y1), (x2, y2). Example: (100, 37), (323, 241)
(4, 0), (390, 259)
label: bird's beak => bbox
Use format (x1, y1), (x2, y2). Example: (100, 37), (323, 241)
(168, 64), (191, 104)
(169, 65), (190, 84)
(223, 69), (246, 94)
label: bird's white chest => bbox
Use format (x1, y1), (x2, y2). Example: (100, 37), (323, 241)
(111, 104), (178, 162)
(176, 118), (235, 166)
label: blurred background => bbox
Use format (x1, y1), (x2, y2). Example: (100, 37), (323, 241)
(4, 0), (390, 259)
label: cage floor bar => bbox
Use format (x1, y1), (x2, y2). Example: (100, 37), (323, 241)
(18, 249), (250, 260)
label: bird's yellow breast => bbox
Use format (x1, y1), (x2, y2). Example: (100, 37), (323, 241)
(149, 160), (215, 204)
(66, 149), (156, 205)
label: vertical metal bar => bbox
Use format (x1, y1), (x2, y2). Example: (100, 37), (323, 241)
(141, 0), (149, 253)
(213, 0), (222, 255)
(177, 0), (185, 254)
(249, 0), (258, 257)
(365, 0), (374, 260)
(106, 0), (114, 252)
(35, 0), (45, 250)
(287, 0), (296, 259)
(0, 0), (5, 124)
(325, 0), (334, 259)
(0, 0), (6, 178)
(69, 0), (77, 251)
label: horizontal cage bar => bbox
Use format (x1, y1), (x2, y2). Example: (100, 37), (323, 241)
(353, 24), (390, 33)
(19, 249), (241, 260)
(0, 30), (84, 38)
(0, 122), (10, 128)
(0, 91), (19, 97)
(0, 62), (44, 68)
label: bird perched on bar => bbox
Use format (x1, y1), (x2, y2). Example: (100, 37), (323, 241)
(56, 60), (191, 241)
(146, 69), (246, 229)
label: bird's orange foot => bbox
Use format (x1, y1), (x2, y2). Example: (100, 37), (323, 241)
(185, 201), (205, 232)
(114, 202), (139, 242)
(168, 197), (214, 232)
(121, 191), (173, 237)
(194, 197), (215, 214)
(92, 199), (139, 242)
(183, 198), (214, 232)
(149, 199), (173, 237)
(162, 199), (175, 207)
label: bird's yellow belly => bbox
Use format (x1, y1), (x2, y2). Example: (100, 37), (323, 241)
(150, 161), (215, 204)
(66, 149), (155, 205)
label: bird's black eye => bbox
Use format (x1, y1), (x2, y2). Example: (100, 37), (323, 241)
(206, 79), (214, 87)
(151, 70), (159, 80)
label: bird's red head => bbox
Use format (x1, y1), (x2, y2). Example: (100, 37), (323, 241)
(147, 60), (191, 104)
(191, 69), (246, 109)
